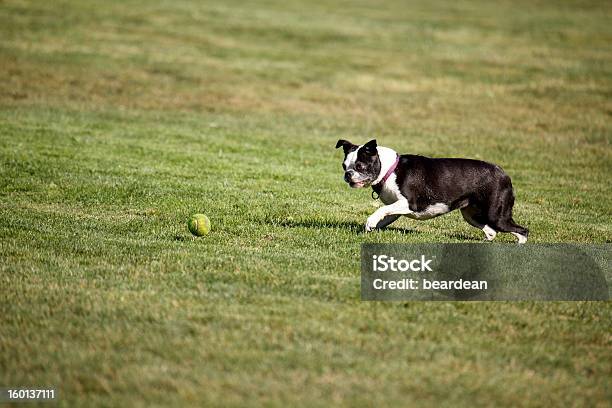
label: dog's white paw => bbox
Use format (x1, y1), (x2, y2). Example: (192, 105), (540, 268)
(482, 225), (497, 241)
(512, 232), (528, 244)
(365, 216), (379, 232)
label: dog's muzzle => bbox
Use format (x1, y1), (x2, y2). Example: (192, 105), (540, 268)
(344, 170), (369, 188)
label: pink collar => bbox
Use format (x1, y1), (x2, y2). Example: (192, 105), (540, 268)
(375, 155), (399, 186)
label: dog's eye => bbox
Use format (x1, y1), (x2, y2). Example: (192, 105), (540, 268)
(355, 163), (365, 171)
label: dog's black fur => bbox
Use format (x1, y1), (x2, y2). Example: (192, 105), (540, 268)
(393, 154), (528, 237)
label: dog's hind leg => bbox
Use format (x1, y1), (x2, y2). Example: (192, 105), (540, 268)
(461, 206), (497, 241)
(487, 181), (529, 243)
(491, 219), (529, 244)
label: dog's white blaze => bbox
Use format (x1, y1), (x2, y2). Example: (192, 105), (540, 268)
(405, 203), (450, 220)
(343, 147), (360, 170)
(483, 225), (497, 241)
(512, 232), (528, 244)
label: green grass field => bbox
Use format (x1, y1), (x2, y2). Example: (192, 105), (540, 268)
(1, 0), (611, 406)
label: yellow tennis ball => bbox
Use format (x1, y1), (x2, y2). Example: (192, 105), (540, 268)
(188, 214), (211, 236)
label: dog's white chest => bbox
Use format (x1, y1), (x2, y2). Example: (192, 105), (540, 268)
(378, 174), (403, 205)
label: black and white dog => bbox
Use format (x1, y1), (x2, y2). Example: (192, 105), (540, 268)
(336, 139), (528, 243)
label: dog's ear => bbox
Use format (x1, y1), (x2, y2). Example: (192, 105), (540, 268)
(362, 139), (377, 155)
(335, 139), (356, 155)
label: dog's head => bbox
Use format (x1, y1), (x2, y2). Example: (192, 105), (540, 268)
(335, 139), (381, 188)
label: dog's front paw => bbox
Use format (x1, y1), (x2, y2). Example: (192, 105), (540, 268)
(365, 216), (379, 232)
